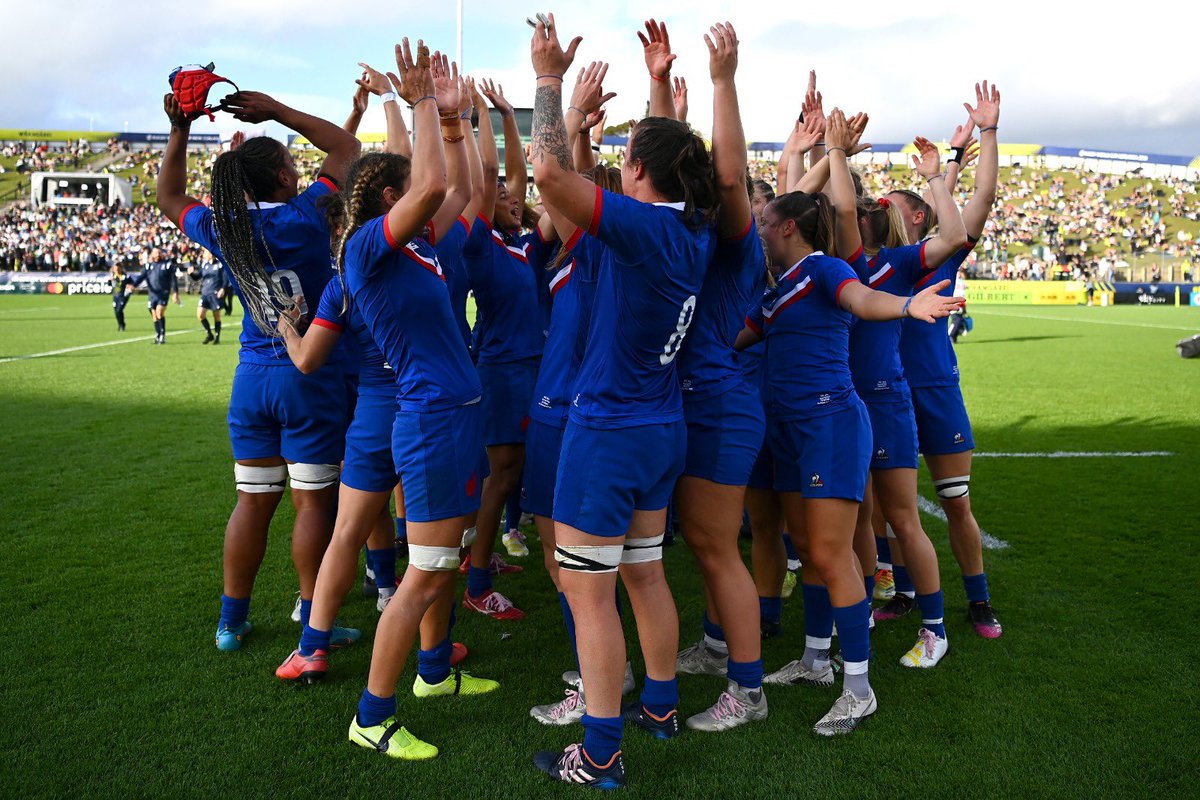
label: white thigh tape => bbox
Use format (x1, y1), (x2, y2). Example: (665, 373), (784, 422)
(288, 462), (340, 491)
(934, 475), (970, 499)
(555, 544), (623, 574)
(234, 464), (287, 493)
(461, 526), (478, 548)
(621, 534), (665, 564)
(408, 545), (462, 572)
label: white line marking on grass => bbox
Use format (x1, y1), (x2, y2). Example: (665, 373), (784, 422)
(0, 330), (190, 364)
(971, 309), (1197, 332)
(0, 305), (59, 314)
(917, 496), (1010, 551)
(974, 451), (1173, 458)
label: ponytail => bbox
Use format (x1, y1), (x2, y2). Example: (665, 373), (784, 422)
(627, 117), (719, 230)
(768, 191), (836, 254)
(857, 197), (909, 254)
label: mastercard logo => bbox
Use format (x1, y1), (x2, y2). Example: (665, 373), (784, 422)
(47, 282), (66, 294)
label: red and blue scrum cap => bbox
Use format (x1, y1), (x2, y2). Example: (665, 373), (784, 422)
(168, 63), (240, 121)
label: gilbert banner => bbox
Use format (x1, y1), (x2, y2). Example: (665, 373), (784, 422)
(962, 280), (1084, 305)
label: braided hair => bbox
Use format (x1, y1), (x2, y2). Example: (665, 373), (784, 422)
(627, 117), (719, 231)
(209, 137), (290, 335)
(331, 153), (412, 275)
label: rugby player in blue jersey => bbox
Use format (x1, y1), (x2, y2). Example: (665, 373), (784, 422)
(156, 85), (360, 652)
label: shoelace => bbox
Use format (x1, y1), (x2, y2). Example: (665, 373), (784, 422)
(510, 531), (527, 545)
(560, 743), (585, 774)
(711, 691), (746, 721)
(484, 591), (514, 612)
(918, 627), (939, 658)
(489, 553), (510, 570)
(551, 690), (583, 720)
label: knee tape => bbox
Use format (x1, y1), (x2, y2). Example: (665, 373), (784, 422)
(287, 462), (340, 491)
(234, 464), (287, 493)
(554, 544), (623, 574)
(934, 475), (970, 499)
(408, 545), (461, 572)
(621, 534), (664, 564)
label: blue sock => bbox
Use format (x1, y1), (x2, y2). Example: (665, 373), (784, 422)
(894, 565), (916, 596)
(417, 637), (452, 685)
(864, 574), (876, 600)
(727, 658), (763, 690)
(831, 599), (872, 698)
(702, 612), (726, 644)
(801, 583), (834, 667)
(963, 572), (990, 603)
(356, 688), (396, 728)
(759, 595), (782, 624)
(581, 714), (622, 765)
(219, 595), (250, 629)
(394, 517), (407, 544)
(782, 532), (799, 561)
(558, 592), (579, 671)
(367, 546), (397, 592)
(467, 565), (492, 597)
(299, 598), (312, 628)
(916, 590), (946, 638)
(876, 536), (892, 566)
(640, 676), (678, 717)
(299, 624), (331, 656)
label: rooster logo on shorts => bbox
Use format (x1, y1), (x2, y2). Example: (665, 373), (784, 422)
(810, 473), (824, 488)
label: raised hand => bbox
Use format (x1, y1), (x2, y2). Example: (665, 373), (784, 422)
(220, 91), (283, 124)
(480, 78), (513, 116)
(431, 53), (460, 115)
(704, 21), (738, 83)
(351, 83), (370, 115)
(637, 18), (676, 79)
(846, 111), (871, 155)
(356, 62), (391, 96)
(163, 93), (190, 128)
(802, 71), (825, 135)
(949, 111), (976, 148)
(392, 38), (434, 106)
(964, 80), (1000, 129)
(229, 131), (246, 151)
(786, 114), (824, 154)
(962, 140), (981, 168)
(907, 279), (964, 322)
(571, 61), (618, 119)
(530, 12), (583, 78)
(591, 110), (607, 145)
(459, 76), (475, 117)
(826, 108), (853, 151)
(672, 77), (688, 121)
(911, 136), (942, 179)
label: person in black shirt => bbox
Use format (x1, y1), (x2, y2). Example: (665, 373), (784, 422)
(132, 248), (180, 344)
(110, 265), (136, 331)
(190, 253), (228, 344)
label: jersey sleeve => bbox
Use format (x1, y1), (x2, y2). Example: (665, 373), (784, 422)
(587, 187), (670, 267)
(462, 214), (492, 258)
(180, 203), (218, 255)
(346, 216), (400, 280)
(289, 178), (337, 226)
(744, 290), (768, 337)
(821, 258), (861, 306)
(716, 219), (764, 276)
(312, 277), (346, 332)
(434, 216), (470, 262)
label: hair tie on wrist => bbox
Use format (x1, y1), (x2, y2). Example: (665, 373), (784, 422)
(827, 146), (847, 155)
(650, 74), (668, 83)
(536, 74), (564, 81)
(980, 125), (998, 132)
(460, 110), (472, 120)
(412, 95), (436, 107)
(901, 296), (913, 317)
(567, 105), (585, 116)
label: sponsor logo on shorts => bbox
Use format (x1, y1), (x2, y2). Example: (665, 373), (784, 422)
(810, 473), (824, 488)
(874, 380), (889, 391)
(538, 395), (552, 409)
(875, 448), (889, 461)
(818, 393), (831, 405)
(954, 432), (965, 444)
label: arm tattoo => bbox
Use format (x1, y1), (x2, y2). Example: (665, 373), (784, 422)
(532, 84), (571, 171)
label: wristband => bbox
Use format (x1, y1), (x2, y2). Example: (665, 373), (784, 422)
(814, 142), (825, 148)
(650, 74), (668, 83)
(826, 146), (847, 156)
(592, 144), (601, 152)
(536, 74), (563, 81)
(567, 105), (585, 116)
(980, 125), (998, 133)
(442, 133), (465, 144)
(460, 109), (472, 120)
(901, 296), (913, 318)
(950, 146), (965, 165)
(412, 95), (435, 108)
(379, 92), (397, 105)
(926, 173), (945, 182)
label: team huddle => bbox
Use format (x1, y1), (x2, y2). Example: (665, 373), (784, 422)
(156, 14), (1003, 790)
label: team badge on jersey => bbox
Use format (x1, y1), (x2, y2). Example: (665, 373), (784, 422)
(810, 473), (824, 488)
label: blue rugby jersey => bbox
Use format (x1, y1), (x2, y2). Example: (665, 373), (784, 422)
(677, 219), (764, 401)
(745, 252), (861, 420)
(137, 260), (179, 294)
(313, 276), (397, 391)
(529, 230), (604, 428)
(431, 215), (473, 355)
(462, 215), (546, 364)
(847, 242), (930, 401)
(344, 216), (481, 412)
(569, 187), (714, 429)
(899, 240), (976, 387)
(181, 178), (341, 366)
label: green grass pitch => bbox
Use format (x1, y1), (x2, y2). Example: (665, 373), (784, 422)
(1, 294), (1197, 797)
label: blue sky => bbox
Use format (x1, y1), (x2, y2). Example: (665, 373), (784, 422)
(5, 0), (1199, 156)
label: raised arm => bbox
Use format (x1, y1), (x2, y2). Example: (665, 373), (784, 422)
(960, 81), (1001, 240)
(706, 21), (750, 239)
(357, 62), (413, 158)
(825, 108), (867, 260)
(481, 79), (526, 202)
(573, 105), (603, 171)
(471, 81), (500, 223)
(222, 91), (361, 186)
(429, 65), (471, 241)
(156, 94), (203, 227)
(838, 277), (962, 322)
(639, 19), (677, 119)
(344, 83), (369, 135)
(803, 71), (826, 172)
(911, 136), (968, 267)
(672, 77), (689, 123)
(942, 112), (975, 193)
(384, 39), (448, 245)
(461, 77), (487, 224)
(529, 14), (601, 230)
(784, 115), (824, 193)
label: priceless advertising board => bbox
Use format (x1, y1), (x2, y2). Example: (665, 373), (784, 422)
(0, 272), (113, 294)
(962, 281), (1084, 305)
